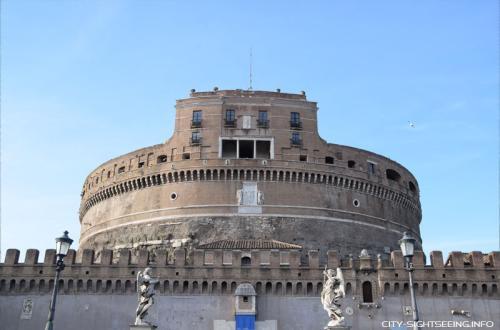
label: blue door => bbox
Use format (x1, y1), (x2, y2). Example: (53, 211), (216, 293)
(235, 314), (255, 330)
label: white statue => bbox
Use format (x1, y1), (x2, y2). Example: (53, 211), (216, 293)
(257, 190), (264, 205)
(321, 267), (346, 328)
(135, 267), (159, 326)
(236, 189), (243, 205)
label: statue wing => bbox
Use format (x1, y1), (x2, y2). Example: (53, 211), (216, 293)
(336, 267), (345, 297)
(136, 271), (143, 300)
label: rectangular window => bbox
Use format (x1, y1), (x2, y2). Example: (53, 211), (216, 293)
(368, 162), (376, 175)
(258, 111), (268, 127)
(221, 139), (237, 158)
(191, 131), (201, 145)
(239, 140), (254, 158)
(224, 109), (236, 127)
(192, 110), (202, 127)
(226, 109), (235, 121)
(290, 112), (301, 129)
(256, 140), (271, 159)
(291, 132), (301, 145)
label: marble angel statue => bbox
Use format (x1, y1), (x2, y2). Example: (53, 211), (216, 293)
(321, 267), (346, 327)
(135, 267), (159, 326)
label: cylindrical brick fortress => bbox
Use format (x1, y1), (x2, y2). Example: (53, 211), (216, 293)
(78, 89), (421, 259)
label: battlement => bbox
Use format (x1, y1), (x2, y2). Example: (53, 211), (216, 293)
(186, 89), (308, 101)
(1, 248), (498, 298)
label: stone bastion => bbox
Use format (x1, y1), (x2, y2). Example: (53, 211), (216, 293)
(78, 89), (422, 261)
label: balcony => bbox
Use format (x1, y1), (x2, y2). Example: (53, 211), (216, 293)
(190, 137), (202, 146)
(224, 119), (236, 128)
(257, 119), (269, 128)
(290, 121), (302, 130)
(191, 120), (202, 128)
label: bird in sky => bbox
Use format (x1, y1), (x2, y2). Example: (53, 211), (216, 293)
(408, 121), (415, 128)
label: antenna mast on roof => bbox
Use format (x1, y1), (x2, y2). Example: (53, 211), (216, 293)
(249, 47), (253, 90)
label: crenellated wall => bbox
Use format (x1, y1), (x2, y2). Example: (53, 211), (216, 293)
(1, 248), (498, 330)
(1, 248), (498, 298)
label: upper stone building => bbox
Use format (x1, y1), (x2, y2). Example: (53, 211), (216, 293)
(79, 89), (422, 260)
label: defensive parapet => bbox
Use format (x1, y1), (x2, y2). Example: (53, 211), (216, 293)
(1, 248), (498, 301)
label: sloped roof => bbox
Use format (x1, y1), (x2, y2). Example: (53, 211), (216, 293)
(235, 283), (257, 296)
(197, 239), (302, 250)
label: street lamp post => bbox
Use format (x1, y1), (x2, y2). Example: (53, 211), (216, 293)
(399, 231), (420, 330)
(45, 231), (73, 330)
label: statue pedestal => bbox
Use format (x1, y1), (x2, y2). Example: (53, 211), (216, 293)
(324, 326), (351, 330)
(130, 325), (157, 330)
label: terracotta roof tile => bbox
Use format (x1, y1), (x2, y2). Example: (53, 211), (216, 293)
(197, 239), (302, 250)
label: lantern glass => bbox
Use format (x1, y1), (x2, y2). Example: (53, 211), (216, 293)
(55, 231), (73, 257)
(398, 232), (415, 258)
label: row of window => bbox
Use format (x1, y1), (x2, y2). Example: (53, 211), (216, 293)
(191, 110), (301, 129)
(87, 157), (414, 193)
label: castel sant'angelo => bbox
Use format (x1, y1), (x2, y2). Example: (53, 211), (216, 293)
(0, 89), (498, 330)
(79, 88), (421, 259)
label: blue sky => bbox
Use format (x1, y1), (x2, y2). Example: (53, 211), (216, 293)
(1, 1), (498, 261)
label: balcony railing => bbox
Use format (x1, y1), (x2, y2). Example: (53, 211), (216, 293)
(190, 137), (202, 145)
(290, 121), (302, 129)
(224, 119), (236, 128)
(191, 120), (202, 128)
(257, 119), (269, 128)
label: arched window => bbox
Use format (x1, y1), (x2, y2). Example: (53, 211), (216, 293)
(241, 256), (251, 266)
(362, 281), (373, 303)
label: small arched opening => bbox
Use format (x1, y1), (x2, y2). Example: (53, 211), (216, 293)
(241, 256), (251, 266)
(362, 281), (373, 303)
(386, 169), (401, 182)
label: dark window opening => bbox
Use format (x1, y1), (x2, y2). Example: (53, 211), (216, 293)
(157, 155), (168, 163)
(241, 256), (251, 266)
(107, 171), (111, 178)
(256, 140), (271, 159)
(239, 140), (254, 159)
(300, 155), (307, 162)
(243, 296), (249, 302)
(191, 110), (202, 128)
(386, 169), (401, 182)
(224, 109), (236, 127)
(191, 132), (202, 145)
(291, 132), (301, 146)
(118, 166), (125, 174)
(290, 112), (301, 129)
(222, 140), (237, 158)
(362, 281), (373, 303)
(258, 111), (269, 128)
(368, 162), (376, 175)
(348, 160), (356, 168)
(182, 153), (190, 160)
(325, 156), (334, 164)
(409, 181), (417, 192)
(138, 161), (145, 168)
